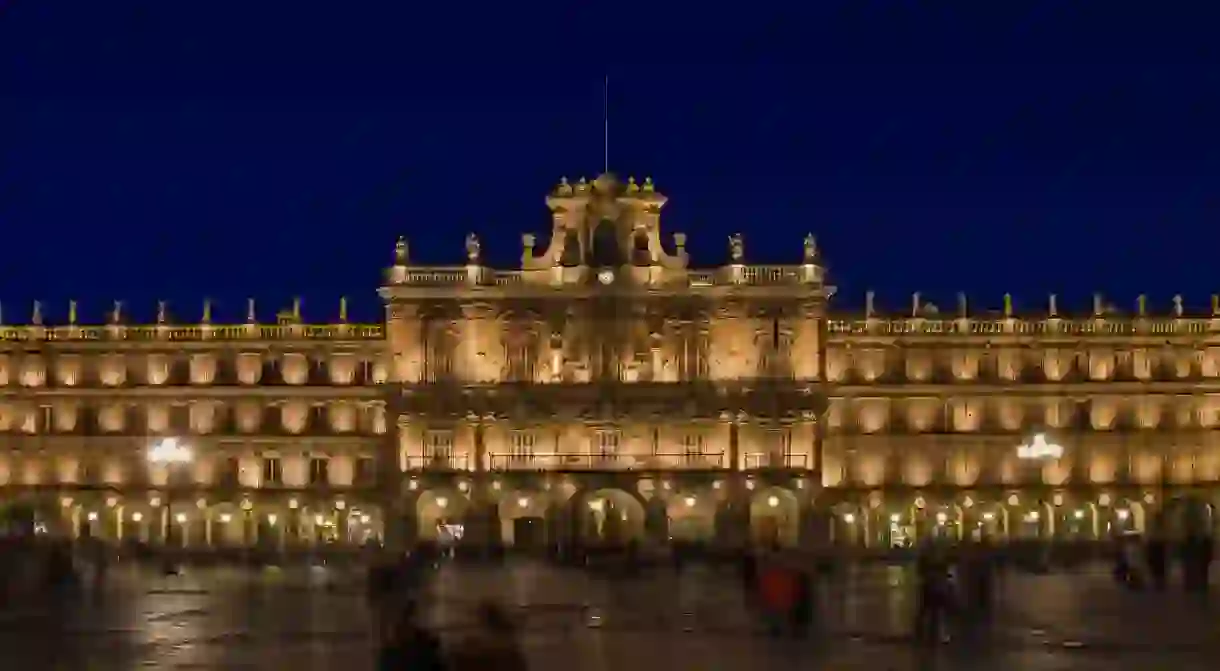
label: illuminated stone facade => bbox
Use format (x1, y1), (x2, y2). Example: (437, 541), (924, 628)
(0, 301), (387, 549)
(3, 173), (1217, 549)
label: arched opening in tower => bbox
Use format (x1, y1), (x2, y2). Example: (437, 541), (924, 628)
(587, 219), (624, 268)
(559, 229), (582, 267)
(631, 230), (651, 266)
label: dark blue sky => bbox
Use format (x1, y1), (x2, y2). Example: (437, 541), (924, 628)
(2, 4), (1217, 323)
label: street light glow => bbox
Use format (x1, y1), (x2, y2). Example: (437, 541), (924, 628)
(148, 437), (193, 464)
(1016, 433), (1063, 460)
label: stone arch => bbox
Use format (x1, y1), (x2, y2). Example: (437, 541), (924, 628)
(1163, 495), (1214, 539)
(567, 487), (647, 547)
(210, 501), (247, 547)
(665, 487), (718, 542)
(416, 487), (470, 542)
(1097, 497), (1145, 537)
(630, 229), (651, 266)
(749, 486), (800, 548)
(560, 229), (582, 267)
(497, 487), (550, 549)
(962, 499), (1008, 540)
(999, 492), (1054, 540)
(828, 499), (866, 547)
(588, 218), (624, 267)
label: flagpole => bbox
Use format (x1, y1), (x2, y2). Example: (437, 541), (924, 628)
(603, 76), (609, 174)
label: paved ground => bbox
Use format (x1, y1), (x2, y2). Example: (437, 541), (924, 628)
(1, 560), (1219, 669)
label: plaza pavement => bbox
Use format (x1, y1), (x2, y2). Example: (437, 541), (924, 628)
(0, 560), (1217, 670)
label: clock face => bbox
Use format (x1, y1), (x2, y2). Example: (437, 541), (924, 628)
(597, 269), (614, 285)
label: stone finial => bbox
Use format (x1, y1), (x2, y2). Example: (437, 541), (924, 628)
(522, 233), (535, 250)
(339, 296), (348, 322)
(626, 176), (639, 193)
(865, 290), (875, 317)
(556, 177), (573, 196)
(957, 292), (968, 317)
(643, 177), (655, 193)
(1049, 294), (1058, 317)
(157, 301), (168, 324)
(68, 300), (77, 325)
(292, 297), (302, 320)
(246, 298), (256, 323)
(202, 299), (212, 324)
(465, 232), (481, 265)
(728, 232), (744, 263)
(31, 301), (42, 326)
(111, 300), (123, 324)
(394, 236), (409, 265)
(1212, 294), (1219, 316)
(911, 292), (921, 317)
(1137, 294), (1147, 317)
(1003, 294), (1013, 317)
(802, 233), (818, 264)
(1093, 293), (1104, 316)
(1173, 294), (1183, 317)
(673, 232), (686, 253)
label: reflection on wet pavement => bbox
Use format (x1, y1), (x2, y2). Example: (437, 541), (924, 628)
(0, 561), (1217, 669)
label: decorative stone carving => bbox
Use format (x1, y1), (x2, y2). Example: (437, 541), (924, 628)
(728, 233), (744, 263)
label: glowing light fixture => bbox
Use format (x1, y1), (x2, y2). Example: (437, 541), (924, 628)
(1016, 433), (1063, 460)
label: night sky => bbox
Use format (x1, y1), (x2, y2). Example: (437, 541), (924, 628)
(1, 4), (1217, 324)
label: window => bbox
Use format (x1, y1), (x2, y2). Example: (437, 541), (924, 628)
(596, 430), (620, 456)
(355, 457), (376, 484)
(170, 404), (192, 434)
(509, 344), (536, 382)
(261, 457), (282, 485)
(311, 404), (329, 433)
(681, 433), (703, 461)
(78, 460), (98, 484)
(220, 457), (241, 486)
(426, 431), (454, 467)
(308, 457), (330, 485)
(510, 431), (536, 462)
(777, 430), (792, 454)
(40, 405), (53, 433)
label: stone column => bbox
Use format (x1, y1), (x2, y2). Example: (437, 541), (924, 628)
(719, 413), (751, 550)
(380, 400), (407, 553)
(467, 418), (500, 555)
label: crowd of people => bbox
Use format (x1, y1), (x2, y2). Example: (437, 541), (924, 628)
(0, 530), (1215, 668)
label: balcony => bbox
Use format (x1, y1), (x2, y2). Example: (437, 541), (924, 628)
(404, 453), (470, 472)
(743, 452), (811, 471)
(488, 451), (728, 472)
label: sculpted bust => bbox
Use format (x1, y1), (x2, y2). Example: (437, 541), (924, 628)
(728, 233), (745, 263)
(465, 233), (481, 264)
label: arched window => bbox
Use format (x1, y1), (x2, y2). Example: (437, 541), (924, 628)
(588, 219), (623, 267)
(631, 231), (651, 266)
(560, 230), (582, 267)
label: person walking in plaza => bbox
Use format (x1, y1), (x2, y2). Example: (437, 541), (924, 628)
(789, 566), (815, 638)
(1144, 531), (1168, 591)
(757, 555), (798, 637)
(913, 544), (953, 645)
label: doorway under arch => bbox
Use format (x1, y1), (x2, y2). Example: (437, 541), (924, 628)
(416, 488), (470, 542)
(749, 487), (799, 548)
(569, 488), (646, 547)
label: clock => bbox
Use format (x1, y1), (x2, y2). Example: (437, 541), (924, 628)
(597, 269), (615, 285)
